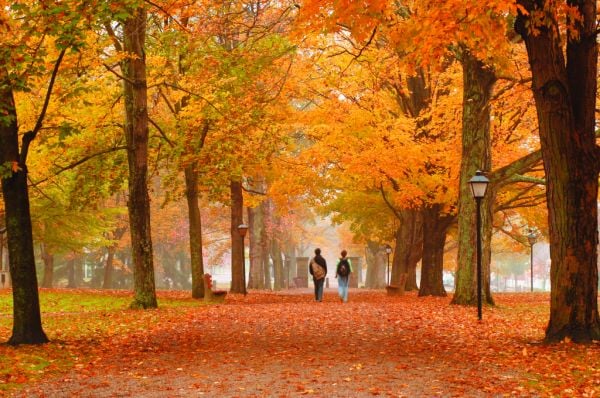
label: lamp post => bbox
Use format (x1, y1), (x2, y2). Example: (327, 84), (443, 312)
(527, 229), (537, 292)
(237, 223), (248, 295)
(384, 244), (392, 286)
(469, 170), (489, 320)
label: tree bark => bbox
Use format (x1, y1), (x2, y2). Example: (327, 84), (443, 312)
(516, 0), (600, 342)
(122, 6), (157, 309)
(0, 68), (48, 344)
(247, 206), (265, 289)
(271, 238), (284, 291)
(283, 241), (297, 289)
(390, 209), (422, 290)
(452, 50), (496, 307)
(102, 245), (116, 289)
(230, 179), (246, 293)
(67, 256), (78, 288)
(40, 244), (54, 289)
(365, 241), (386, 289)
(261, 199), (272, 290)
(419, 204), (452, 297)
(185, 164), (205, 298)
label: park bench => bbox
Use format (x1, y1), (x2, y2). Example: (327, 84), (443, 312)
(203, 273), (227, 303)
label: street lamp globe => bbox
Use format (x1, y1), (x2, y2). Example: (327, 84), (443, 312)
(385, 244), (392, 255)
(527, 229), (538, 246)
(237, 224), (248, 237)
(468, 170), (490, 199)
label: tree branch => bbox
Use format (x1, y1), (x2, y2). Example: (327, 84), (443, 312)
(148, 117), (174, 147)
(379, 182), (403, 221)
(30, 146), (127, 187)
(20, 48), (67, 165)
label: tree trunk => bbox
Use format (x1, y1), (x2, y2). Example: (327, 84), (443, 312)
(0, 70), (48, 344)
(230, 179), (246, 293)
(40, 244), (54, 289)
(185, 164), (205, 299)
(283, 241), (297, 289)
(390, 209), (422, 290)
(452, 50), (496, 307)
(516, 0), (600, 342)
(67, 257), (78, 288)
(261, 199), (272, 290)
(271, 238), (284, 291)
(247, 206), (265, 289)
(419, 204), (452, 297)
(102, 245), (116, 289)
(122, 7), (157, 309)
(365, 241), (386, 289)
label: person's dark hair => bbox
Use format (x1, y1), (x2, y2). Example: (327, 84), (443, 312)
(341, 249), (347, 257)
(315, 248), (321, 255)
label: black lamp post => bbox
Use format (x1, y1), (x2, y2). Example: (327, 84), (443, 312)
(384, 244), (392, 286)
(469, 170), (489, 320)
(527, 229), (537, 292)
(237, 223), (248, 295)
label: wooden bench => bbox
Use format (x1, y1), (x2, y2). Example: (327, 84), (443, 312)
(203, 273), (227, 303)
(386, 273), (407, 296)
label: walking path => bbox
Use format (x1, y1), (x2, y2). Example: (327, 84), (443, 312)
(15, 290), (536, 397)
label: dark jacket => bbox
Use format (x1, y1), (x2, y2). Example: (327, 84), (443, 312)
(309, 254), (327, 276)
(336, 257), (352, 277)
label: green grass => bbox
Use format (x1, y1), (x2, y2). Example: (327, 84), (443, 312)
(0, 289), (202, 316)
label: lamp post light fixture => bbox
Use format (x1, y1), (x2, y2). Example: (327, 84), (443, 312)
(237, 223), (248, 295)
(468, 170), (489, 320)
(384, 244), (392, 286)
(527, 229), (538, 292)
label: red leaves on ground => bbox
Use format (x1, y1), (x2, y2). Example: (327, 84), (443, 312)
(2, 290), (600, 396)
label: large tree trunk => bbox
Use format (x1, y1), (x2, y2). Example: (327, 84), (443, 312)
(122, 7), (157, 309)
(102, 245), (116, 289)
(452, 50), (496, 307)
(185, 164), (205, 299)
(0, 70), (48, 344)
(390, 209), (422, 290)
(419, 204), (452, 297)
(516, 0), (600, 342)
(40, 244), (54, 289)
(230, 179), (246, 294)
(365, 241), (386, 289)
(247, 206), (265, 289)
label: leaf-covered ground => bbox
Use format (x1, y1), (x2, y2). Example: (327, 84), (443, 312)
(1, 289), (600, 397)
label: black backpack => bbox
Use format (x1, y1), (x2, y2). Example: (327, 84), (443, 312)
(338, 259), (350, 277)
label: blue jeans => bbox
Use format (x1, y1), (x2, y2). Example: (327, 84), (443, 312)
(338, 276), (349, 302)
(314, 278), (324, 301)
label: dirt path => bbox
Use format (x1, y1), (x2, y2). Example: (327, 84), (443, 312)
(15, 290), (525, 397)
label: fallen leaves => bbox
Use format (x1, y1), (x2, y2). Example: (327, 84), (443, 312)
(0, 289), (599, 396)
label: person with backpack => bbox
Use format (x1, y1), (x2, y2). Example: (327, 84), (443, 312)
(309, 248), (327, 302)
(335, 250), (352, 303)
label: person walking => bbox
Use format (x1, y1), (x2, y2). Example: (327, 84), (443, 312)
(309, 248), (327, 302)
(336, 250), (352, 303)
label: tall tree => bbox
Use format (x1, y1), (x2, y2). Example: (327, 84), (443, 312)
(0, 0), (91, 343)
(230, 179), (246, 293)
(452, 51), (496, 306)
(515, 0), (600, 342)
(120, 5), (157, 308)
